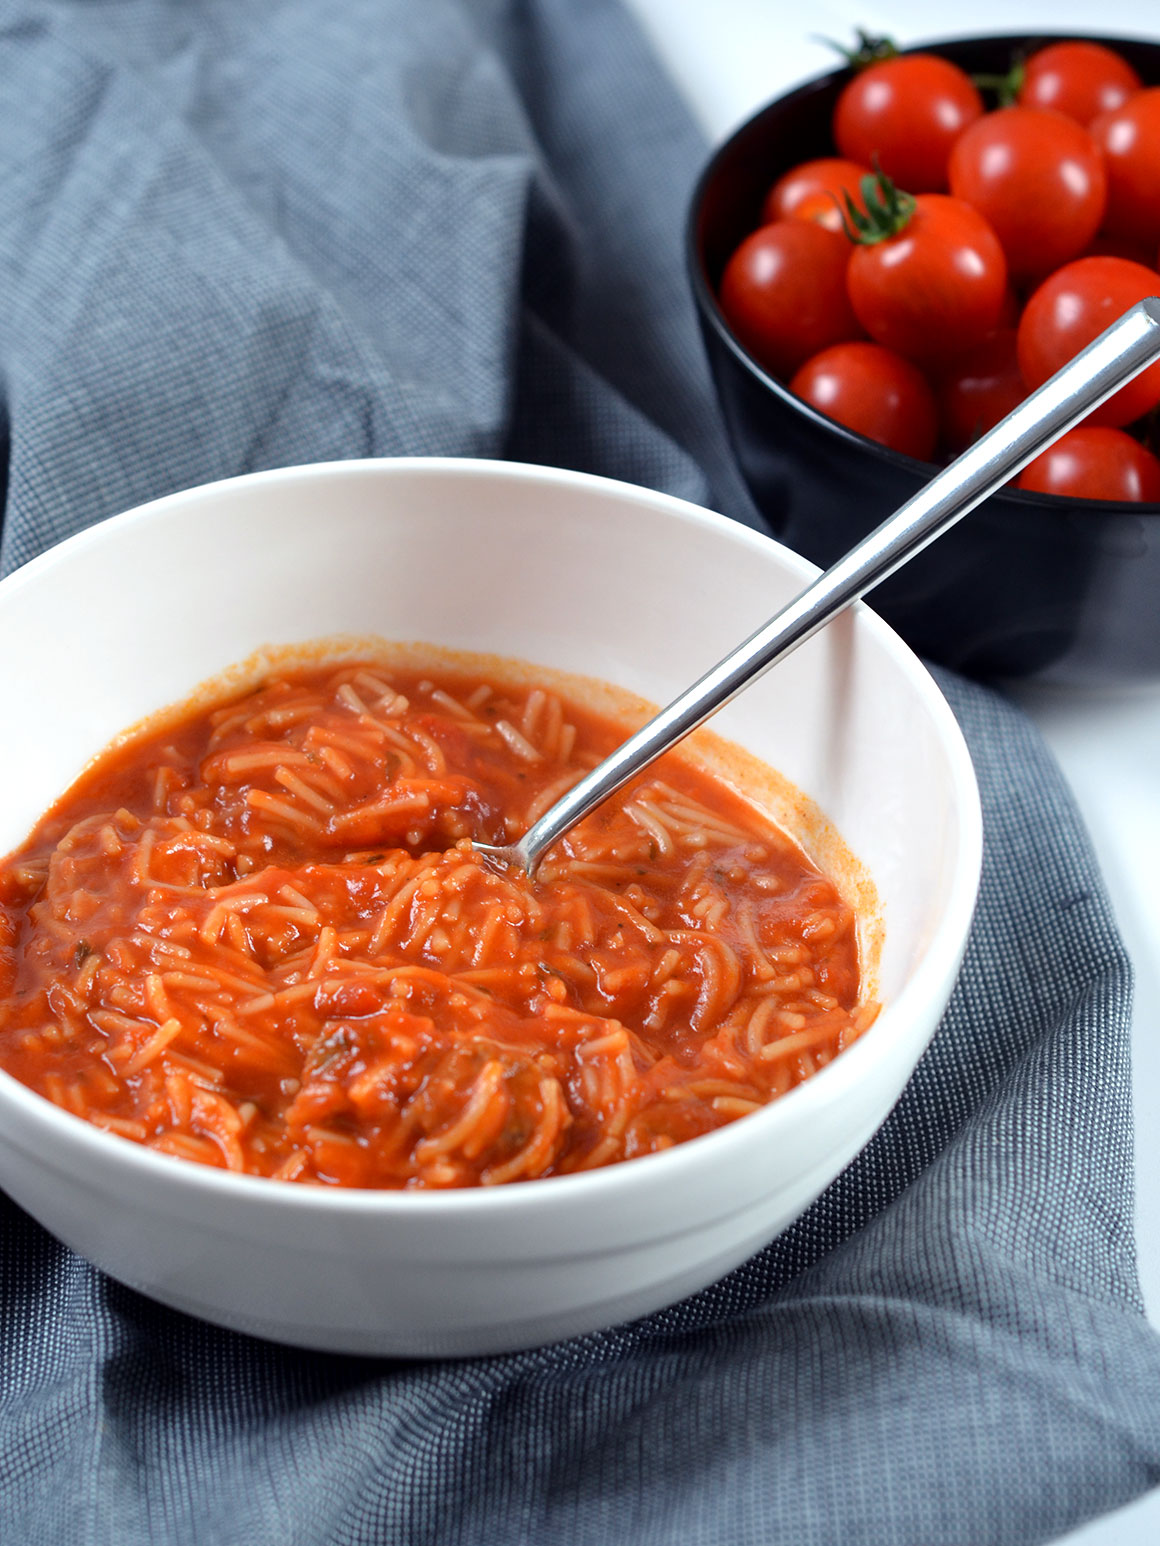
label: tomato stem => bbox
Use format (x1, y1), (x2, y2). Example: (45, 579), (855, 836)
(838, 162), (916, 246)
(972, 57), (1025, 107)
(814, 29), (898, 70)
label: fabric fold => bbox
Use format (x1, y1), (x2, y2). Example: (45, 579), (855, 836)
(0, 3), (1158, 1543)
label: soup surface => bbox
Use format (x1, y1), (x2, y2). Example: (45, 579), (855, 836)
(0, 658), (874, 1187)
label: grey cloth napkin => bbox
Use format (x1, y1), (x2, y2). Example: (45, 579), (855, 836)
(0, 3), (1158, 1543)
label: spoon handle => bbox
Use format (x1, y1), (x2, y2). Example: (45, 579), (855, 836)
(510, 297), (1160, 874)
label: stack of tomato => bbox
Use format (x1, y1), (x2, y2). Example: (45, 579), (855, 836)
(718, 38), (1160, 502)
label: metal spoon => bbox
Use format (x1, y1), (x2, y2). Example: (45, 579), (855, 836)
(477, 298), (1160, 879)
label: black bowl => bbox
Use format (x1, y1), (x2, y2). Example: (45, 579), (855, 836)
(688, 33), (1160, 685)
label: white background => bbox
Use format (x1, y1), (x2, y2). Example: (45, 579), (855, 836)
(621, 2), (1160, 1541)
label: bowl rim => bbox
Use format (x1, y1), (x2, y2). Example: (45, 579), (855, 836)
(685, 29), (1160, 519)
(0, 456), (983, 1219)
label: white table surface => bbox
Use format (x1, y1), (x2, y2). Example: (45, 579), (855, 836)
(621, 1), (1160, 1540)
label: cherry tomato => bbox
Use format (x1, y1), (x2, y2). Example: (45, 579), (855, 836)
(1019, 40), (1142, 126)
(718, 221), (862, 380)
(1016, 426), (1160, 502)
(936, 330), (1026, 453)
(785, 191), (852, 233)
(1017, 256), (1160, 427)
(846, 194), (1008, 363)
(834, 54), (983, 192)
(789, 341), (938, 460)
(947, 108), (1106, 280)
(1091, 88), (1160, 251)
(762, 157), (869, 229)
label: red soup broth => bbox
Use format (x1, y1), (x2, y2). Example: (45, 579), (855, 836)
(0, 656), (877, 1188)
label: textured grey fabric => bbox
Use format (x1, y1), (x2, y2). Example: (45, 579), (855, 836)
(0, 3), (1158, 1543)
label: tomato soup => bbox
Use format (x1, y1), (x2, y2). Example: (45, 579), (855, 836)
(0, 659), (874, 1188)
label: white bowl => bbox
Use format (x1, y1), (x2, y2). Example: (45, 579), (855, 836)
(0, 458), (981, 1356)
